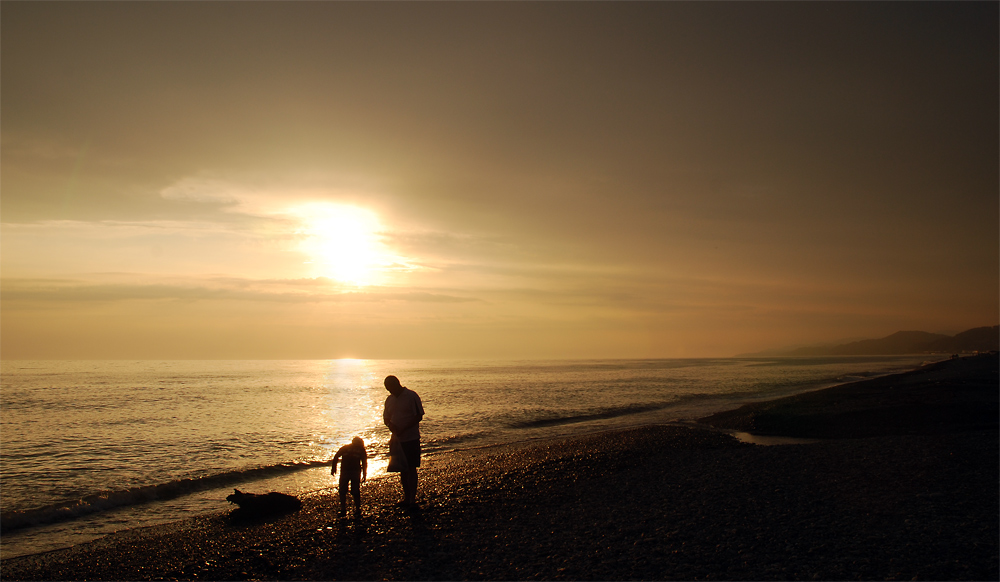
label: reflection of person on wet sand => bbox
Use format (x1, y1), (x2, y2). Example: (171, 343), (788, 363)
(331, 437), (367, 517)
(383, 375), (424, 507)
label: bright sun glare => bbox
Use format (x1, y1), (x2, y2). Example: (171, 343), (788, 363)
(293, 203), (387, 286)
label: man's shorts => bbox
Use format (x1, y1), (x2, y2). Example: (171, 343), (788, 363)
(401, 439), (421, 468)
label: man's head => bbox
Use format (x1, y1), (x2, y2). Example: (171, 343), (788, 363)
(384, 375), (403, 395)
(352, 436), (364, 447)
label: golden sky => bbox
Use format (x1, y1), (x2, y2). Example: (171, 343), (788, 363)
(2, 2), (997, 359)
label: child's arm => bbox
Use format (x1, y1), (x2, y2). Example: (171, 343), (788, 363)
(331, 450), (342, 476)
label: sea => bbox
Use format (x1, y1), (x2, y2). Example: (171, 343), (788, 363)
(0, 356), (942, 559)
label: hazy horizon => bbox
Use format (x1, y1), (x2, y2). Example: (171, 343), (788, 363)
(2, 324), (994, 361)
(3, 3), (997, 360)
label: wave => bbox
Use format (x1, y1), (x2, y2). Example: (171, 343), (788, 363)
(503, 382), (846, 430)
(508, 403), (673, 429)
(0, 460), (329, 533)
(421, 431), (493, 452)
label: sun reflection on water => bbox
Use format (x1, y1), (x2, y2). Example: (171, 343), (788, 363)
(319, 359), (390, 479)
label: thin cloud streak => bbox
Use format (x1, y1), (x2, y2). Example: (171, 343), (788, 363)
(1, 278), (478, 305)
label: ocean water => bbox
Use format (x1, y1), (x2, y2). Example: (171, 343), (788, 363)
(0, 356), (940, 559)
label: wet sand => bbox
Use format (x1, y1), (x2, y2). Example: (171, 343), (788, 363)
(3, 354), (997, 581)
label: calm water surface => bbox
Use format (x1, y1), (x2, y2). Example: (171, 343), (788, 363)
(0, 356), (940, 558)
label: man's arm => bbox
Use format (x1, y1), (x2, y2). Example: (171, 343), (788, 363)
(361, 453), (368, 482)
(401, 412), (424, 432)
(384, 398), (398, 434)
(391, 418), (420, 433)
(400, 400), (424, 432)
(391, 393), (424, 433)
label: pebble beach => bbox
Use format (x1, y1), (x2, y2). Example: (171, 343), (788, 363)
(2, 354), (997, 581)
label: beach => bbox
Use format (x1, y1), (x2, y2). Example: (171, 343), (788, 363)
(2, 354), (996, 581)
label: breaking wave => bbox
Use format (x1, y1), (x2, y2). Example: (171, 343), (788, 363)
(508, 403), (672, 428)
(0, 460), (328, 533)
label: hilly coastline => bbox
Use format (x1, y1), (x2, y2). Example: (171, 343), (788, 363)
(743, 325), (999, 357)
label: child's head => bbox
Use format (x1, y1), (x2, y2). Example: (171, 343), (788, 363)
(352, 436), (364, 447)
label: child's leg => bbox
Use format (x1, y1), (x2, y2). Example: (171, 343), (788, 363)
(351, 478), (361, 514)
(338, 477), (349, 516)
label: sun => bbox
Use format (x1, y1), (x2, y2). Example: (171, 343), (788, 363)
(293, 203), (387, 286)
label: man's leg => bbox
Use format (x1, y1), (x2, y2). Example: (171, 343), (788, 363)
(398, 472), (409, 503)
(402, 468), (417, 504)
(399, 439), (420, 505)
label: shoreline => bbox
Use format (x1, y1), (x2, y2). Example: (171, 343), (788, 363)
(3, 354), (997, 580)
(699, 352), (999, 438)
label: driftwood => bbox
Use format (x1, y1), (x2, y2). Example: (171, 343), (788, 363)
(225, 489), (301, 516)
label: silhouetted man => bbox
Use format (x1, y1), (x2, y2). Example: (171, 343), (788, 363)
(382, 375), (424, 506)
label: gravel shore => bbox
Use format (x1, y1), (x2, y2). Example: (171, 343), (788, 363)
(699, 353), (999, 439)
(3, 355), (997, 581)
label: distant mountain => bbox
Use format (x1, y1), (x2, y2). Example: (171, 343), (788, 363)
(928, 326), (1000, 353)
(777, 325), (999, 356)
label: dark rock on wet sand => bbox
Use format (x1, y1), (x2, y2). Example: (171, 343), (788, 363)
(3, 355), (997, 581)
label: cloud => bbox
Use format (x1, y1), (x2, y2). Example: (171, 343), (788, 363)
(0, 218), (308, 280)
(0, 277), (478, 305)
(159, 177), (244, 206)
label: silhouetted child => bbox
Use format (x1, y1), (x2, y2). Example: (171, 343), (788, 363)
(331, 437), (368, 517)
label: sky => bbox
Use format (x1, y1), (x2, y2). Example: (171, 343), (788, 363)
(2, 2), (997, 360)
